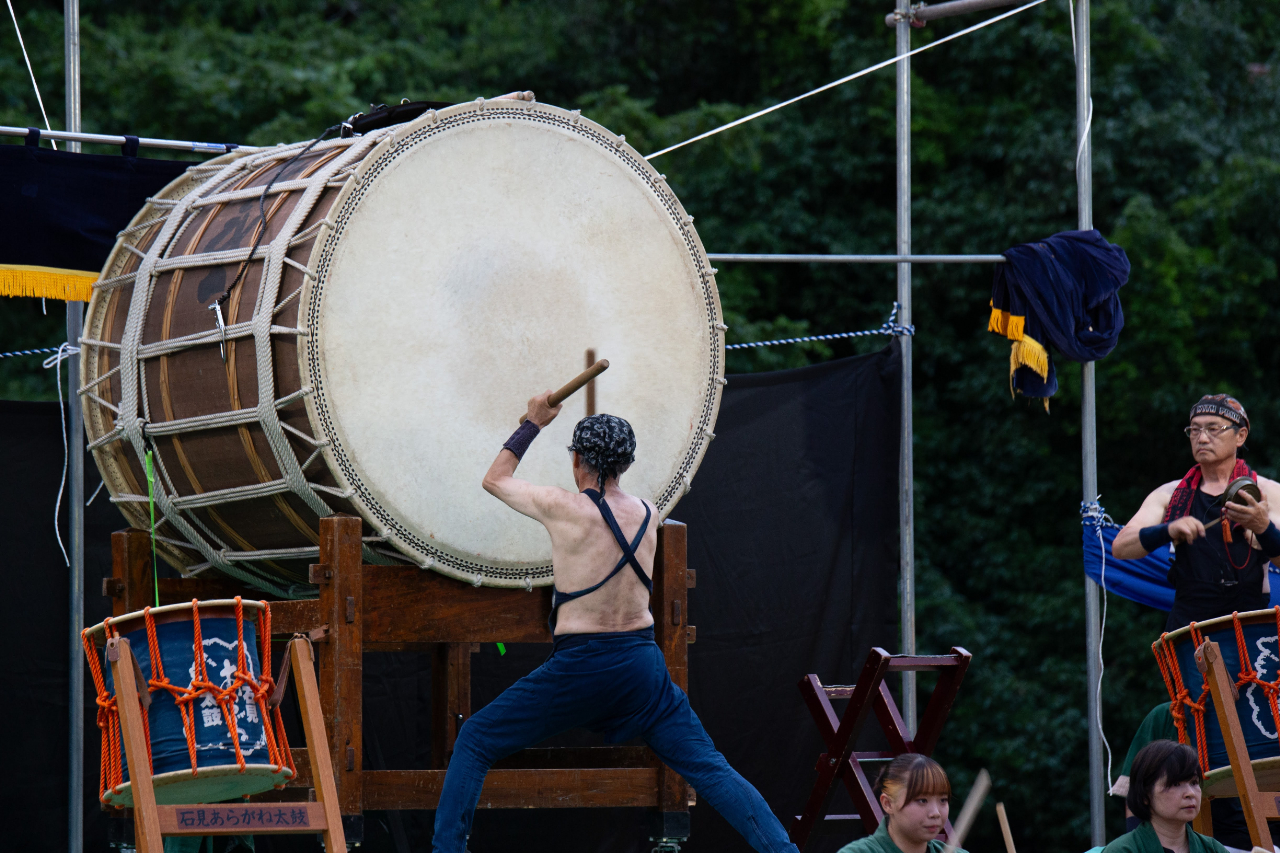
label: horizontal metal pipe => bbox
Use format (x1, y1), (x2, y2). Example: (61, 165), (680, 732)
(885, 0), (1021, 27)
(0, 124), (242, 153)
(707, 253), (1006, 263)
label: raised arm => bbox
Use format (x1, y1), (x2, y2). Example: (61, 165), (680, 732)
(482, 391), (565, 522)
(1112, 481), (1202, 559)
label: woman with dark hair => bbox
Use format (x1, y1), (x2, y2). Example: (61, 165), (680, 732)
(836, 754), (966, 853)
(1103, 740), (1228, 853)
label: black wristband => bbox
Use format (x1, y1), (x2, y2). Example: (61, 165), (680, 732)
(1257, 522), (1280, 560)
(503, 420), (540, 460)
(1139, 524), (1173, 553)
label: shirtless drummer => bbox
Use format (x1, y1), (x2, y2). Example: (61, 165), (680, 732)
(431, 393), (800, 853)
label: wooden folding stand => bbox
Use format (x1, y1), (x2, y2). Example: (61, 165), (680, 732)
(106, 634), (346, 853)
(1191, 640), (1280, 848)
(789, 646), (971, 851)
(106, 514), (697, 846)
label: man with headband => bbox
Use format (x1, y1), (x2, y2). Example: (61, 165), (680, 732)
(1112, 394), (1280, 848)
(1115, 394), (1280, 629)
(431, 392), (801, 853)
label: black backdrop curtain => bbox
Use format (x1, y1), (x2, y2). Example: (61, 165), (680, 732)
(0, 400), (118, 852)
(0, 342), (900, 853)
(0, 144), (189, 276)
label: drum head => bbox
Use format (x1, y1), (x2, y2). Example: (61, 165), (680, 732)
(303, 102), (723, 583)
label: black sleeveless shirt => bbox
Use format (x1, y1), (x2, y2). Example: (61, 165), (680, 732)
(1165, 487), (1269, 632)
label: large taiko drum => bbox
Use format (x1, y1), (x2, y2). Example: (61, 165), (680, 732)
(1153, 609), (1280, 773)
(81, 599), (293, 806)
(80, 97), (725, 596)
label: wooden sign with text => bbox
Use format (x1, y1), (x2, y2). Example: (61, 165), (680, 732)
(158, 801), (325, 835)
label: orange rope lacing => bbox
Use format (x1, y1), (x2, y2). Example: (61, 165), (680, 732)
(81, 598), (293, 802)
(1151, 608), (1280, 775)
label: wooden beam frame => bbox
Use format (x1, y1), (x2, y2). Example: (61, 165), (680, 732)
(1196, 640), (1280, 847)
(110, 515), (696, 838)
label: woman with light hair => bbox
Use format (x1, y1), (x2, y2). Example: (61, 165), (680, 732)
(837, 754), (965, 853)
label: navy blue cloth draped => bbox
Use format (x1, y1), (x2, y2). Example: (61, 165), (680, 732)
(990, 229), (1130, 401)
(1081, 524), (1280, 612)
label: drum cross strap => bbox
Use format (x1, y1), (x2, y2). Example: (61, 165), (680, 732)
(82, 597), (294, 803)
(550, 489), (651, 631)
(1152, 608), (1280, 773)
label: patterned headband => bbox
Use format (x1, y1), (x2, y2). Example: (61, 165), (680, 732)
(1190, 394), (1249, 430)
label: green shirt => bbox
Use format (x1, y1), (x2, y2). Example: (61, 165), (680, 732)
(1111, 702), (1178, 797)
(836, 820), (967, 853)
(1123, 704), (1178, 777)
(1100, 821), (1228, 853)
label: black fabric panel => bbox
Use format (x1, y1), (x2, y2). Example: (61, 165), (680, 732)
(4, 342), (900, 853)
(0, 400), (125, 851)
(0, 145), (190, 273)
(670, 342), (902, 853)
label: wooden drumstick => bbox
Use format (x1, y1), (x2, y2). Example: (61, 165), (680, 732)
(941, 768), (990, 853)
(995, 802), (1016, 853)
(519, 359), (610, 423)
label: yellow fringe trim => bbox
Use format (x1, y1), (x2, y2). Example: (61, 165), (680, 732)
(1008, 333), (1051, 409)
(0, 264), (96, 302)
(987, 303), (1025, 340)
(1010, 334), (1049, 381)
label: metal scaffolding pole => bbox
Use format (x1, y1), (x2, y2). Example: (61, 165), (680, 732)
(0, 124), (239, 153)
(896, 0), (917, 735)
(1076, 0), (1104, 844)
(64, 2), (84, 852)
(707, 253), (1006, 263)
(884, 0), (1022, 27)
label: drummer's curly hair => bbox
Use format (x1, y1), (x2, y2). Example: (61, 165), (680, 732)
(568, 414), (636, 492)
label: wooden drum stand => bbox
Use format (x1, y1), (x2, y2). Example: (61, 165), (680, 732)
(104, 514), (697, 846)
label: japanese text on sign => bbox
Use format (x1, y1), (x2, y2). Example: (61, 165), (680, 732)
(174, 807), (310, 829)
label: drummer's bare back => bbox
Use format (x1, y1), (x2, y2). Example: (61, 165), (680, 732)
(482, 392), (658, 636)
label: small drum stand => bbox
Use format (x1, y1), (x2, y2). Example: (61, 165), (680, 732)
(105, 633), (346, 852)
(1193, 640), (1280, 848)
(789, 646), (972, 850)
(104, 514), (696, 848)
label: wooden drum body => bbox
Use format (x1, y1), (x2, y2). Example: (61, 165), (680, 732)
(80, 99), (724, 596)
(1155, 609), (1280, 771)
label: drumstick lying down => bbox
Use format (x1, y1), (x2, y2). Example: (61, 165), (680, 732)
(995, 802), (1016, 853)
(941, 768), (991, 853)
(519, 359), (610, 423)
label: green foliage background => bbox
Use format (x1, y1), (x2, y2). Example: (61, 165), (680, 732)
(1, 1), (1278, 849)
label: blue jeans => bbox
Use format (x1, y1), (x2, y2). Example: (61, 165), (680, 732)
(431, 633), (799, 853)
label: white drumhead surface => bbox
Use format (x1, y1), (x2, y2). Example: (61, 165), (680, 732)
(307, 105), (721, 582)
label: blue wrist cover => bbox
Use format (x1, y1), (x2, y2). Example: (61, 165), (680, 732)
(1257, 522), (1280, 560)
(503, 420), (540, 460)
(1139, 524), (1173, 553)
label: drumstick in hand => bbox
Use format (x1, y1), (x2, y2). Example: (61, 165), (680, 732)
(995, 802), (1016, 853)
(519, 359), (610, 423)
(941, 768), (990, 853)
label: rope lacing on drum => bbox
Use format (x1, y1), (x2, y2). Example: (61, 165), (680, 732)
(81, 599), (293, 801)
(1153, 627), (1212, 773)
(94, 132), (391, 588)
(1151, 607), (1280, 775)
(209, 123), (343, 362)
